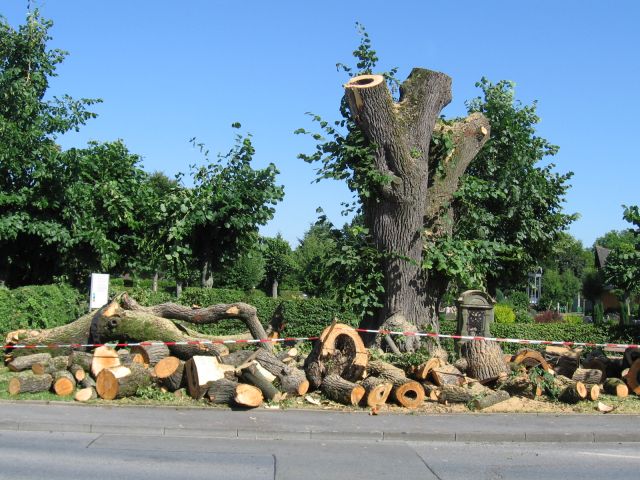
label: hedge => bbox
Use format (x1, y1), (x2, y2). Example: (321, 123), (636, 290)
(0, 284), (85, 335)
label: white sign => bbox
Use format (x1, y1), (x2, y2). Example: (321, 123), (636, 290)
(89, 273), (110, 309)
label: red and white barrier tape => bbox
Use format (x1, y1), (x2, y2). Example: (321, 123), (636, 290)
(3, 328), (638, 350)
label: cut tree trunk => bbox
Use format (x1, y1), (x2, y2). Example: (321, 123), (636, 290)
(430, 364), (464, 387)
(438, 384), (473, 404)
(69, 351), (93, 371)
(154, 356), (185, 392)
(7, 353), (52, 372)
(544, 345), (580, 377)
(31, 356), (69, 375)
(185, 356), (226, 399)
(321, 374), (365, 406)
(472, 390), (510, 410)
(623, 347), (640, 370)
(497, 375), (541, 398)
(206, 378), (239, 404)
(96, 363), (152, 400)
(130, 342), (170, 367)
(255, 349), (309, 396)
(366, 359), (423, 408)
(462, 340), (509, 383)
(80, 376), (96, 389)
(360, 376), (392, 408)
(304, 323), (368, 389)
(412, 357), (442, 381)
(53, 371), (76, 396)
(234, 383), (263, 408)
(558, 381), (587, 404)
(603, 378), (629, 397)
(513, 349), (554, 374)
(240, 363), (284, 402)
(8, 372), (53, 395)
(74, 387), (97, 402)
(343, 71), (490, 340)
(91, 346), (120, 378)
(68, 364), (86, 382)
(585, 384), (600, 401)
(572, 368), (604, 385)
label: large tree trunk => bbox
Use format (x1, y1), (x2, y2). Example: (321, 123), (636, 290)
(343, 70), (490, 342)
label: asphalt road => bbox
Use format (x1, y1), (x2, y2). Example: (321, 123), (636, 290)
(2, 430), (640, 480)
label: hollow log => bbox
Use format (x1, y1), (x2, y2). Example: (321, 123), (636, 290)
(8, 372), (53, 395)
(185, 356), (226, 399)
(603, 378), (629, 397)
(53, 371), (76, 396)
(205, 378), (239, 404)
(304, 323), (368, 389)
(412, 357), (442, 380)
(558, 381), (587, 404)
(74, 387), (97, 402)
(96, 363), (151, 400)
(240, 363), (284, 402)
(572, 368), (604, 385)
(392, 380), (425, 408)
(513, 349), (554, 374)
(472, 390), (510, 410)
(8, 353), (52, 372)
(154, 356), (185, 392)
(255, 349), (309, 395)
(321, 374), (365, 406)
(31, 356), (70, 375)
(462, 340), (509, 383)
(234, 383), (263, 408)
(360, 376), (392, 408)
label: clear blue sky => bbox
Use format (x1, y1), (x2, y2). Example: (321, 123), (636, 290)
(3, 0), (639, 249)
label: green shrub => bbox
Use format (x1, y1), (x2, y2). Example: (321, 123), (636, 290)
(593, 301), (605, 324)
(0, 284), (85, 335)
(562, 314), (583, 325)
(506, 291), (531, 311)
(494, 304), (516, 324)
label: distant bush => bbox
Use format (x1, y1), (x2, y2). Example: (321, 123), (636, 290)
(534, 310), (563, 323)
(494, 304), (516, 324)
(0, 284), (85, 335)
(506, 291), (531, 311)
(562, 314), (584, 325)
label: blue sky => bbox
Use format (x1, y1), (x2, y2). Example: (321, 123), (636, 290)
(3, 0), (639, 249)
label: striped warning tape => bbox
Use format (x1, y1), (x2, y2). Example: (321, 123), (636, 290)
(3, 329), (638, 350)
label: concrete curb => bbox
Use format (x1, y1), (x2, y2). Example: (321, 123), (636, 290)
(2, 422), (640, 443)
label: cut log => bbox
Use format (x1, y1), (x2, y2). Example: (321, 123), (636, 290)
(558, 381), (587, 404)
(360, 376), (392, 408)
(255, 349), (309, 395)
(240, 363), (284, 402)
(472, 390), (511, 410)
(412, 358), (442, 380)
(392, 380), (425, 408)
(586, 384), (600, 401)
(53, 371), (76, 396)
(366, 360), (407, 387)
(129, 342), (170, 367)
(96, 363), (152, 400)
(154, 356), (185, 392)
(91, 346), (120, 378)
(497, 374), (541, 398)
(453, 357), (468, 375)
(205, 378), (239, 404)
(8, 372), (53, 395)
(80, 376), (96, 389)
(544, 345), (580, 377)
(421, 382), (440, 401)
(31, 356), (70, 375)
(69, 351), (93, 371)
(68, 364), (86, 382)
(430, 364), (464, 387)
(185, 356), (226, 399)
(321, 374), (365, 406)
(234, 383), (263, 408)
(572, 368), (604, 385)
(438, 384), (473, 404)
(8, 353), (52, 372)
(74, 387), (97, 402)
(603, 377), (629, 397)
(626, 359), (640, 395)
(304, 323), (368, 389)
(462, 340), (509, 383)
(513, 349), (554, 374)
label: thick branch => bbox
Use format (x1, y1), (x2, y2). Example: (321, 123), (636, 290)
(121, 293), (271, 351)
(425, 112), (491, 234)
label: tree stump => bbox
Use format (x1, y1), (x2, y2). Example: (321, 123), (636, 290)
(462, 340), (509, 383)
(321, 374), (365, 406)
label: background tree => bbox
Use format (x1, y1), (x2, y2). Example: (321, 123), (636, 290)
(0, 11), (100, 286)
(293, 220), (339, 298)
(603, 205), (640, 323)
(262, 234), (297, 298)
(213, 247), (266, 292)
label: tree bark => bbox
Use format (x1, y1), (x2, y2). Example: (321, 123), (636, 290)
(154, 356), (186, 392)
(360, 376), (392, 408)
(96, 363), (152, 400)
(8, 372), (53, 395)
(206, 378), (239, 404)
(321, 374), (365, 406)
(462, 340), (509, 383)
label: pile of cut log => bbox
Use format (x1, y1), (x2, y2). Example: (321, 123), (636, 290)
(4, 294), (640, 410)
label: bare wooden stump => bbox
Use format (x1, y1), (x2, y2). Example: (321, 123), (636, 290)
(462, 340), (509, 383)
(321, 374), (365, 406)
(8, 372), (53, 395)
